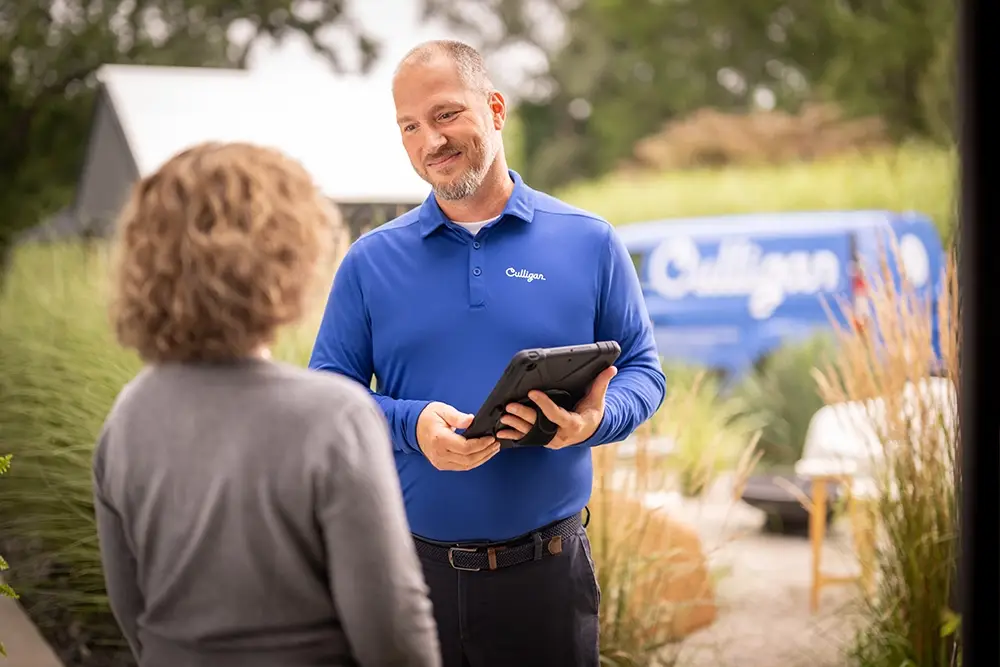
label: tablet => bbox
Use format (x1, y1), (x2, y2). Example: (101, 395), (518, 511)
(463, 341), (622, 449)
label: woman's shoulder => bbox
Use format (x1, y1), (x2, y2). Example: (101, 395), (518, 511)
(256, 362), (386, 438)
(107, 360), (376, 426)
(264, 364), (390, 474)
(98, 360), (384, 468)
(265, 361), (376, 410)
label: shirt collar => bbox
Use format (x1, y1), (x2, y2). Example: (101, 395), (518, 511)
(418, 169), (536, 238)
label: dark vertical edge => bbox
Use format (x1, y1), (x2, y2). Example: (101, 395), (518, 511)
(958, 0), (999, 664)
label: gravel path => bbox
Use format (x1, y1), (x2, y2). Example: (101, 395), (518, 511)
(649, 479), (864, 667)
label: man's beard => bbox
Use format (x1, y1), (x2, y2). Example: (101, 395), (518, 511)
(424, 136), (497, 202)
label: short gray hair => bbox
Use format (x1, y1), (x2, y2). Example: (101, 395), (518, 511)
(395, 40), (493, 94)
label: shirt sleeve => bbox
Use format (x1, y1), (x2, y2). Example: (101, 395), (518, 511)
(578, 224), (667, 447)
(314, 395), (441, 667)
(308, 245), (430, 455)
(92, 428), (145, 660)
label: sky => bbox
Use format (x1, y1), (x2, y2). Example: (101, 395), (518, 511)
(240, 0), (549, 100)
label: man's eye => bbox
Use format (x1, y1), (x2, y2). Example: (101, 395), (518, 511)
(404, 124), (417, 132)
(439, 112), (456, 121)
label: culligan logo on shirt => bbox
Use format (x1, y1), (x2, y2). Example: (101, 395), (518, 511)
(646, 237), (841, 320)
(506, 267), (546, 282)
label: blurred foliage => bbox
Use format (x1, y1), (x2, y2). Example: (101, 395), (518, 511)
(427, 0), (956, 190)
(651, 367), (762, 498)
(0, 0), (378, 276)
(557, 144), (957, 247)
(732, 334), (837, 470)
(3, 0), (958, 278)
(501, 109), (527, 174)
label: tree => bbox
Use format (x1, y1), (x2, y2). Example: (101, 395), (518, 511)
(424, 0), (844, 189)
(423, 0), (955, 191)
(817, 0), (956, 143)
(0, 0), (378, 277)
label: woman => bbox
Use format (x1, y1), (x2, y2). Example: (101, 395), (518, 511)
(93, 142), (440, 667)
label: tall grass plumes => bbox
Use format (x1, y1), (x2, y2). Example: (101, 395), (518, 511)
(0, 242), (337, 663)
(589, 375), (760, 666)
(814, 245), (961, 667)
(589, 430), (690, 667)
(0, 242), (142, 661)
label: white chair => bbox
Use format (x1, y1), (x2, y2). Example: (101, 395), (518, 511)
(794, 376), (956, 611)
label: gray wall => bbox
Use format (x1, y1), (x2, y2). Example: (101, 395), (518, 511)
(73, 86), (140, 237)
(70, 87), (418, 243)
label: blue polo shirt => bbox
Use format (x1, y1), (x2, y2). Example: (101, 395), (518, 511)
(308, 170), (666, 542)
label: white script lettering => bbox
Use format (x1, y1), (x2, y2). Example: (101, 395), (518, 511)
(506, 267), (546, 282)
(646, 237), (841, 320)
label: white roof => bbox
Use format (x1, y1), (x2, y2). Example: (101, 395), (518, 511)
(96, 64), (431, 205)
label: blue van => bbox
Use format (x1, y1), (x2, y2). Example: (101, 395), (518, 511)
(617, 210), (947, 380)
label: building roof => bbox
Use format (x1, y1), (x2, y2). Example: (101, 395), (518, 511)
(95, 64), (431, 205)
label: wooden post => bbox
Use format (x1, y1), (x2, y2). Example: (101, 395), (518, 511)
(808, 476), (828, 613)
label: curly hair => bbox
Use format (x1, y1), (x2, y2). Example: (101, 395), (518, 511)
(109, 141), (339, 363)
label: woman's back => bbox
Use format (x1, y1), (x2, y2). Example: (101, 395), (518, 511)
(93, 358), (440, 667)
(91, 141), (439, 666)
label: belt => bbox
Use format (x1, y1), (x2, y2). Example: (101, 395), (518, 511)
(413, 511), (586, 572)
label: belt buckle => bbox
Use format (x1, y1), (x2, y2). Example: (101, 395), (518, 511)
(447, 546), (481, 572)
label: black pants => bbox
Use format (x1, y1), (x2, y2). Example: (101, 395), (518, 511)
(414, 518), (600, 667)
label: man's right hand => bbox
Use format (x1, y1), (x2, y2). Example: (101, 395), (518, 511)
(416, 402), (499, 471)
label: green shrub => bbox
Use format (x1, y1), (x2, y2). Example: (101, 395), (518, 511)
(558, 143), (957, 246)
(733, 334), (837, 471)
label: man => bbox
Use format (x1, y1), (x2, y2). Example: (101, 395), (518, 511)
(308, 40), (666, 667)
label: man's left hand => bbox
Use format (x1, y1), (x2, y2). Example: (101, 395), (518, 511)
(495, 366), (618, 449)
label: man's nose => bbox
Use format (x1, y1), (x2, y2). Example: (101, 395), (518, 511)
(425, 131), (447, 153)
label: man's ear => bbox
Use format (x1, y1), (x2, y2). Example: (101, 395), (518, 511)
(489, 91), (507, 130)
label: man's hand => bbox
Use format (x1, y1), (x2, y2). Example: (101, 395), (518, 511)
(495, 366), (618, 449)
(416, 402), (499, 471)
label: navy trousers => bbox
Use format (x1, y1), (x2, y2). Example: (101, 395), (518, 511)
(414, 519), (601, 667)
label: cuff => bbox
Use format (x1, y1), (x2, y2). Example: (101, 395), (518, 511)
(402, 400), (433, 455)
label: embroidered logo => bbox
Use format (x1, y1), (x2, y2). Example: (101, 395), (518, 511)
(506, 267), (546, 283)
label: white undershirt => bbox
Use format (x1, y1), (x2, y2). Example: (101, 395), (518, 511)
(452, 215), (500, 237)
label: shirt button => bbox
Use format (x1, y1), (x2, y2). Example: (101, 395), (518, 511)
(473, 267), (482, 276)
(473, 241), (481, 249)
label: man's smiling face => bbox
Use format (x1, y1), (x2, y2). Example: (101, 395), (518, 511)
(393, 54), (501, 201)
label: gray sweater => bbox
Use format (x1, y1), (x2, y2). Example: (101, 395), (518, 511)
(91, 358), (441, 667)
